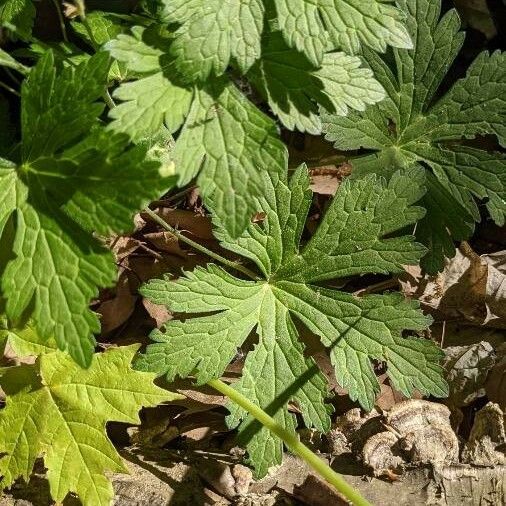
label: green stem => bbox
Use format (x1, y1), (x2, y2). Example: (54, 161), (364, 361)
(143, 207), (260, 281)
(208, 378), (372, 506)
(103, 89), (116, 109)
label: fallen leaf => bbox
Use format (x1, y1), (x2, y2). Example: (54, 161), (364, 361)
(98, 274), (137, 334)
(144, 232), (186, 257)
(399, 245), (506, 328)
(309, 163), (352, 196)
(443, 342), (497, 407)
(486, 343), (506, 413)
(148, 209), (215, 240)
(142, 298), (172, 328)
(461, 402), (506, 466)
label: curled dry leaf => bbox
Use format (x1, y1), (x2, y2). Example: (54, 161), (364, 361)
(400, 246), (506, 328)
(443, 341), (496, 407)
(98, 273), (137, 335)
(109, 236), (142, 261)
(486, 343), (506, 412)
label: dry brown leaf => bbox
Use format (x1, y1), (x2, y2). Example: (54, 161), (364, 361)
(443, 342), (497, 407)
(486, 343), (506, 412)
(150, 209), (214, 240)
(461, 402), (506, 466)
(144, 231), (186, 257)
(98, 274), (137, 334)
(142, 298), (172, 328)
(309, 163), (352, 196)
(399, 245), (506, 328)
(109, 236), (142, 261)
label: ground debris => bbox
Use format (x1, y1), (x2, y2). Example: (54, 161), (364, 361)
(462, 402), (506, 466)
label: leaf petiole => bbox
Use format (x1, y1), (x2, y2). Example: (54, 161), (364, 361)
(208, 378), (372, 506)
(143, 207), (260, 280)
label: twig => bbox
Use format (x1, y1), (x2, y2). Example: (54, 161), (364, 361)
(143, 207), (260, 280)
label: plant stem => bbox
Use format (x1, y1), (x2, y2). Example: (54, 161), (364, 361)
(0, 81), (20, 97)
(143, 207), (260, 280)
(103, 89), (116, 109)
(208, 379), (372, 506)
(51, 0), (69, 42)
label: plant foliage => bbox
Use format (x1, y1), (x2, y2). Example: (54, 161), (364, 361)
(105, 0), (414, 236)
(0, 324), (178, 505)
(137, 163), (448, 476)
(2, 0), (500, 501)
(0, 52), (175, 366)
(322, 0), (506, 271)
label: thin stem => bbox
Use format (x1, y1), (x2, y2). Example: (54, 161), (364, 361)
(5, 68), (21, 85)
(51, 0), (69, 42)
(208, 379), (372, 506)
(103, 89), (116, 109)
(143, 207), (260, 280)
(0, 81), (20, 97)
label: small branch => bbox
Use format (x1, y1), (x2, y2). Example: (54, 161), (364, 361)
(208, 378), (372, 506)
(51, 0), (69, 42)
(143, 207), (259, 280)
(0, 81), (20, 97)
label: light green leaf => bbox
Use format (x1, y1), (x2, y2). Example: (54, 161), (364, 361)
(0, 0), (35, 40)
(105, 26), (171, 74)
(274, 0), (412, 65)
(72, 11), (126, 47)
(108, 35), (287, 237)
(0, 51), (174, 366)
(0, 320), (57, 357)
(110, 71), (193, 136)
(174, 77), (287, 236)
(322, 0), (506, 271)
(137, 164), (447, 476)
(162, 0), (264, 80)
(0, 345), (179, 506)
(248, 31), (385, 134)
(0, 47), (29, 73)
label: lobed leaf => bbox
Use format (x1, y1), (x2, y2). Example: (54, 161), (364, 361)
(0, 343), (178, 505)
(138, 164), (447, 476)
(322, 0), (506, 271)
(0, 52), (175, 366)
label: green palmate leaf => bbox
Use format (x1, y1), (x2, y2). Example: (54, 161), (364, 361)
(0, 51), (175, 366)
(0, 320), (57, 356)
(0, 342), (179, 505)
(107, 28), (287, 237)
(72, 11), (127, 47)
(322, 0), (506, 272)
(155, 0), (411, 71)
(137, 164), (448, 476)
(163, 0), (264, 81)
(0, 0), (35, 40)
(273, 0), (412, 66)
(248, 31), (385, 134)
